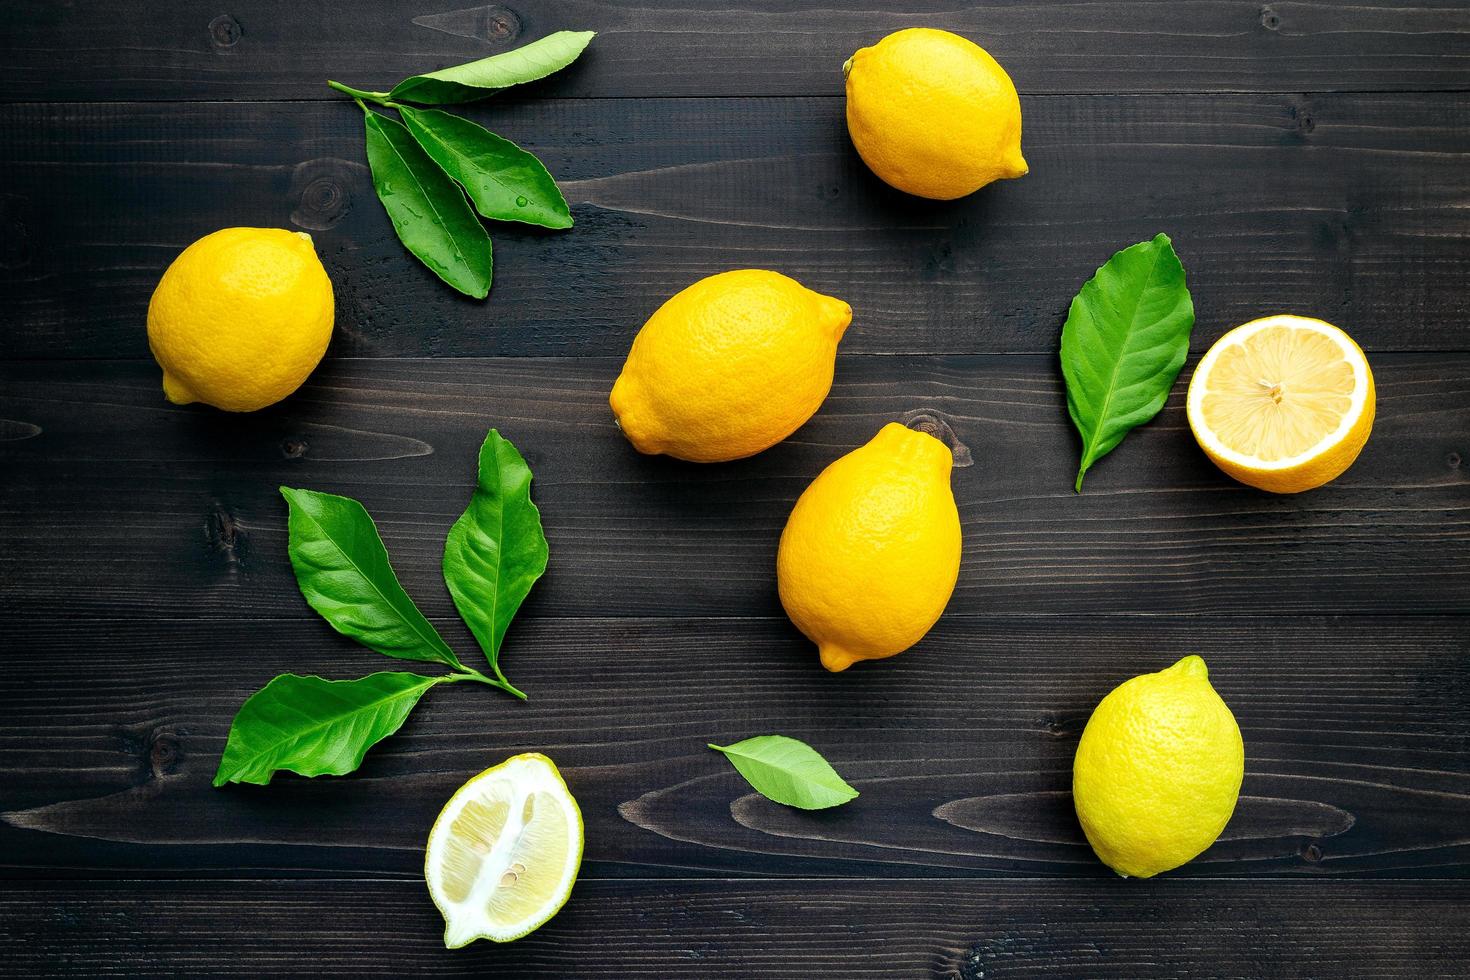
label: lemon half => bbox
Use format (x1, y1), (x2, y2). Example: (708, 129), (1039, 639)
(1186, 315), (1374, 493)
(425, 753), (584, 948)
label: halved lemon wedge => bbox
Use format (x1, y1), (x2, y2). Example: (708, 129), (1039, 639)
(1186, 315), (1374, 493)
(425, 753), (583, 948)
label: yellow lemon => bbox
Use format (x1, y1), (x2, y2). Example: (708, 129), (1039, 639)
(610, 269), (851, 462)
(1073, 656), (1244, 879)
(147, 227), (334, 412)
(844, 28), (1027, 200)
(777, 422), (961, 672)
(1187, 315), (1374, 493)
(425, 753), (584, 947)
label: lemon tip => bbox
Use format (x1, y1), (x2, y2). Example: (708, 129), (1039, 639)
(1170, 654), (1209, 680)
(160, 372), (196, 405)
(819, 645), (857, 672)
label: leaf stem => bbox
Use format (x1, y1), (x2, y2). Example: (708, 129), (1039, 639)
(446, 667), (527, 700)
(327, 79), (393, 106)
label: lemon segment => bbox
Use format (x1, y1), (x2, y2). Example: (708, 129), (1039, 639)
(1073, 656), (1244, 879)
(425, 753), (583, 948)
(1187, 315), (1374, 493)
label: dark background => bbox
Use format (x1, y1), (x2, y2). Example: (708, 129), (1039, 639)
(2, 1), (1468, 976)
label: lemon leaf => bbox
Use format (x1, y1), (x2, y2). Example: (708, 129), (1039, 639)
(361, 106), (493, 298)
(388, 31), (595, 105)
(398, 105), (572, 230)
(442, 430), (548, 691)
(708, 735), (859, 810)
(1060, 233), (1195, 491)
(214, 672), (444, 786)
(281, 486), (464, 670)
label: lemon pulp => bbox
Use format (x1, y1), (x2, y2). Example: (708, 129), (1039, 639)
(426, 753), (583, 947)
(1198, 323), (1358, 463)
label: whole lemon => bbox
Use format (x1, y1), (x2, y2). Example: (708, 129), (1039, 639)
(844, 28), (1027, 200)
(777, 422), (961, 672)
(147, 227), (334, 412)
(610, 270), (851, 462)
(1073, 656), (1244, 878)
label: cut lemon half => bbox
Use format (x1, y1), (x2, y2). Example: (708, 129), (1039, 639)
(1186, 315), (1374, 493)
(425, 753), (583, 948)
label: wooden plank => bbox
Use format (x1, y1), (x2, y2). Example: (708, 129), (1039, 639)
(2, 613), (1467, 879)
(6, 94), (1470, 358)
(2, 0), (1468, 101)
(3, 355), (1466, 623)
(3, 878), (1468, 976)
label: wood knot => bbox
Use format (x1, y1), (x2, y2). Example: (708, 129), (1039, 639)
(484, 6), (522, 42)
(1260, 5), (1282, 30)
(1447, 451), (1462, 470)
(289, 158), (357, 231)
(205, 503), (247, 567)
(148, 731), (183, 777)
(958, 939), (1015, 980)
(1039, 712), (1085, 738)
(413, 5), (522, 45)
(280, 437), (309, 459)
(1301, 840), (1324, 863)
(900, 410), (973, 467)
(208, 14), (243, 49)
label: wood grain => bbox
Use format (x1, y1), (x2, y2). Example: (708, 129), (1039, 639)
(4, 878), (1469, 977)
(2, 612), (1467, 879)
(3, 356), (1466, 624)
(2, 0), (1468, 101)
(2, 0), (1468, 973)
(7, 94), (1470, 358)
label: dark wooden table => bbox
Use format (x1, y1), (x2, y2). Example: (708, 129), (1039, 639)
(3, 2), (1469, 976)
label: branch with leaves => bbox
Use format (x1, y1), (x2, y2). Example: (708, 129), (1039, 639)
(327, 31), (595, 297)
(214, 430), (548, 786)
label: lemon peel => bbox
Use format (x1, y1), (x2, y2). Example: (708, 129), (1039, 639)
(147, 227), (334, 412)
(1073, 656), (1244, 878)
(844, 28), (1027, 200)
(777, 422), (961, 672)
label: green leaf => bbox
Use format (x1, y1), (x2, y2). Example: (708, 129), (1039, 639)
(1060, 233), (1195, 492)
(398, 105), (572, 230)
(281, 486), (463, 670)
(361, 107), (493, 298)
(442, 431), (548, 684)
(214, 672), (442, 786)
(388, 31), (595, 105)
(708, 736), (859, 810)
